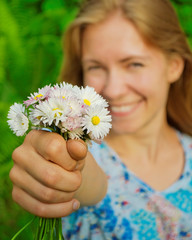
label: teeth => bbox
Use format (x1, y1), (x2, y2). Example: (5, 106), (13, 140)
(111, 104), (136, 113)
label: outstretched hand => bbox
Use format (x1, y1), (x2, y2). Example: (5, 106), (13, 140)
(9, 130), (87, 218)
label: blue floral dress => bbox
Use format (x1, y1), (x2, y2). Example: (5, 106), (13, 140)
(62, 131), (192, 239)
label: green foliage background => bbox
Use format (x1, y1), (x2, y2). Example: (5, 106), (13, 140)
(0, 0), (192, 239)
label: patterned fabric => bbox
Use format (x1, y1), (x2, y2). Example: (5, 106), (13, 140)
(62, 131), (192, 239)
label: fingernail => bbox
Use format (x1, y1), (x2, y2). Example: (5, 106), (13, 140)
(73, 201), (80, 210)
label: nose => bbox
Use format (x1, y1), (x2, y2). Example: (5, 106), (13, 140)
(102, 69), (128, 100)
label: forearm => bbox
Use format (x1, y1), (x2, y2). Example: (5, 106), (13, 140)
(74, 152), (108, 206)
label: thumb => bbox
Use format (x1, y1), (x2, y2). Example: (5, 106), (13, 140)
(66, 139), (88, 161)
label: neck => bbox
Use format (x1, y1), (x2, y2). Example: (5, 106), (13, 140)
(105, 118), (177, 165)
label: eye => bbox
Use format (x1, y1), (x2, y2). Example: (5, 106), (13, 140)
(130, 62), (144, 68)
(87, 66), (102, 71)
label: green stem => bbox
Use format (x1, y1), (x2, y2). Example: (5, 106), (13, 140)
(11, 216), (65, 240)
(11, 216), (36, 240)
(35, 218), (65, 240)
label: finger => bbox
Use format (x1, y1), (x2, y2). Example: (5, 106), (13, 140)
(10, 165), (75, 204)
(12, 186), (80, 218)
(13, 146), (82, 191)
(72, 159), (85, 171)
(28, 130), (78, 171)
(66, 139), (87, 161)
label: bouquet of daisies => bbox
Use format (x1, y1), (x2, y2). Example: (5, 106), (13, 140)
(7, 82), (112, 240)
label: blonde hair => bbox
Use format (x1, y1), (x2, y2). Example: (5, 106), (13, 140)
(59, 0), (192, 135)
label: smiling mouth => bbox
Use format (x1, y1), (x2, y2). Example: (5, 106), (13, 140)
(110, 100), (143, 116)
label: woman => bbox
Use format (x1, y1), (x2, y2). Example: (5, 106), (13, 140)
(10, 0), (192, 238)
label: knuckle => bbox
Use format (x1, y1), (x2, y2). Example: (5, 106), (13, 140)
(12, 186), (19, 202)
(35, 204), (48, 217)
(41, 188), (55, 202)
(46, 138), (64, 158)
(64, 192), (75, 202)
(43, 168), (59, 187)
(71, 171), (82, 191)
(12, 147), (21, 163)
(9, 167), (16, 182)
(66, 161), (78, 171)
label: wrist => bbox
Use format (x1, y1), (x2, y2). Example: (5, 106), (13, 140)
(74, 152), (108, 206)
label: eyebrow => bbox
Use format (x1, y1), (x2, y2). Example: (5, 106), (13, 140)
(82, 55), (151, 65)
(82, 59), (102, 65)
(119, 55), (151, 63)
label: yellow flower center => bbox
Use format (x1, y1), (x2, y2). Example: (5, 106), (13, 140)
(34, 94), (43, 100)
(36, 116), (41, 120)
(62, 96), (65, 99)
(91, 116), (100, 125)
(84, 99), (91, 106)
(53, 108), (59, 111)
(22, 123), (24, 125)
(53, 108), (62, 117)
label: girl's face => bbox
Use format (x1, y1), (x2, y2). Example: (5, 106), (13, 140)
(81, 12), (182, 135)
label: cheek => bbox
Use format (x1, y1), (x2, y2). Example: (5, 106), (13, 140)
(134, 70), (166, 97)
(138, 74), (170, 110)
(84, 75), (106, 94)
(128, 73), (153, 98)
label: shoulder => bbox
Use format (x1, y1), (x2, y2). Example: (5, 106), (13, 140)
(178, 131), (192, 147)
(88, 141), (124, 179)
(88, 141), (115, 167)
(177, 131), (192, 170)
(177, 131), (192, 155)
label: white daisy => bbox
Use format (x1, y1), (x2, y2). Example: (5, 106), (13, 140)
(76, 86), (109, 108)
(82, 105), (112, 140)
(24, 85), (52, 107)
(55, 82), (74, 90)
(50, 83), (74, 100)
(68, 128), (84, 139)
(7, 103), (26, 119)
(30, 97), (71, 127)
(61, 116), (82, 131)
(66, 97), (85, 117)
(7, 103), (29, 136)
(29, 104), (48, 126)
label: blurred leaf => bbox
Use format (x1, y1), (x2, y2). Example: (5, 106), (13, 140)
(0, 1), (80, 239)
